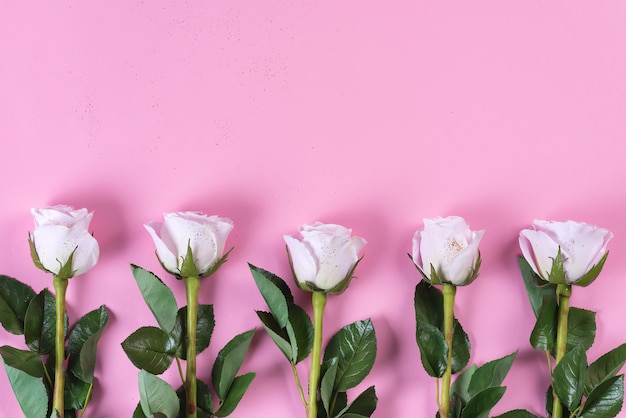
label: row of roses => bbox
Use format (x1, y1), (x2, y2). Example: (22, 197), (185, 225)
(27, 207), (612, 290)
(1, 205), (618, 418)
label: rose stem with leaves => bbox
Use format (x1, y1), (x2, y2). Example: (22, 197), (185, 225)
(439, 284), (457, 418)
(185, 276), (200, 418)
(53, 276), (69, 418)
(307, 291), (327, 418)
(552, 284), (572, 418)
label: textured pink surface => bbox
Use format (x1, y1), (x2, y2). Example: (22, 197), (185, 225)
(2, 2), (626, 417)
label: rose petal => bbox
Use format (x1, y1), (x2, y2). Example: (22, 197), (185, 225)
(31, 206), (92, 229)
(162, 215), (218, 274)
(71, 231), (100, 276)
(411, 229), (424, 269)
(144, 222), (178, 273)
(284, 235), (317, 285)
(519, 229), (559, 281)
(444, 230), (484, 285)
(300, 222), (352, 239)
(303, 234), (358, 290)
(204, 216), (234, 257)
(350, 236), (367, 255)
(32, 224), (98, 276)
(548, 221), (613, 283)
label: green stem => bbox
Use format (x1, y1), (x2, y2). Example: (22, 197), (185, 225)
(78, 383), (93, 418)
(439, 284), (457, 418)
(52, 276), (68, 418)
(307, 292), (327, 418)
(552, 284), (571, 418)
(184, 276), (200, 418)
(291, 363), (307, 407)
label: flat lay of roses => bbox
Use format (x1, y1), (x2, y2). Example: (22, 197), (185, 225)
(0, 205), (622, 418)
(3, 2), (626, 417)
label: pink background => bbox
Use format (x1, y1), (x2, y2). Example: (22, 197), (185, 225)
(2, 1), (626, 417)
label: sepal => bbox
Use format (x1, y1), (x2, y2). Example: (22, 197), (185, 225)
(200, 247), (233, 278)
(178, 242), (199, 279)
(575, 251), (609, 287)
(547, 247), (567, 285)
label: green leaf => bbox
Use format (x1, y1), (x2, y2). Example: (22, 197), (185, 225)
(138, 370), (180, 418)
(462, 386), (506, 418)
(171, 305), (215, 359)
(249, 264), (293, 302)
(131, 264), (178, 333)
(67, 305), (108, 383)
(325, 391), (348, 417)
(121, 326), (177, 374)
(451, 318), (471, 374)
(2, 359), (48, 418)
(414, 280), (443, 328)
(24, 289), (65, 355)
(518, 256), (556, 318)
(214, 372), (256, 417)
(450, 393), (464, 418)
(249, 264), (290, 328)
(133, 403), (149, 418)
(576, 251), (609, 287)
(530, 295), (557, 351)
(321, 357), (339, 413)
(64, 372), (91, 410)
(0, 275), (36, 335)
(580, 374), (624, 418)
(451, 364), (477, 404)
(255, 310), (292, 361)
(176, 379), (213, 418)
(0, 346), (44, 377)
(212, 329), (255, 399)
(493, 409), (539, 418)
(342, 386), (377, 416)
(552, 346), (587, 411)
(285, 303), (314, 364)
(467, 352), (517, 398)
(415, 321), (447, 378)
(323, 318), (377, 391)
(566, 307), (596, 353)
(585, 343), (626, 395)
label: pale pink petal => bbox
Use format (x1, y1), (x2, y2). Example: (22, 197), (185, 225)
(304, 234), (357, 289)
(204, 216), (234, 256)
(284, 235), (317, 285)
(350, 236), (367, 255)
(300, 222), (352, 239)
(71, 231), (100, 276)
(32, 225), (73, 274)
(519, 229), (558, 281)
(554, 221), (613, 283)
(32, 225), (98, 276)
(144, 222), (178, 273)
(162, 215), (218, 273)
(444, 230), (484, 285)
(411, 229), (423, 268)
